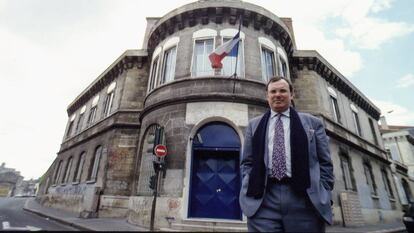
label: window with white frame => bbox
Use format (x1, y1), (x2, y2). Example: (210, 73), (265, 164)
(103, 82), (116, 117)
(277, 47), (289, 78)
(192, 39), (214, 77)
(191, 29), (217, 77)
(351, 104), (362, 136)
(73, 152), (86, 183)
(88, 146), (102, 182)
(87, 95), (99, 125)
(148, 55), (160, 91)
(220, 29), (244, 77)
(328, 87), (341, 123)
(259, 37), (276, 82)
(161, 46), (177, 84)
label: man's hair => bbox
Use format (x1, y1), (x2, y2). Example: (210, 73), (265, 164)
(266, 76), (293, 93)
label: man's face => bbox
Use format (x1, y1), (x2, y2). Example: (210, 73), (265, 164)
(266, 79), (293, 113)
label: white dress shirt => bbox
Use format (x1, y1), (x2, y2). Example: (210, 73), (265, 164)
(267, 108), (291, 177)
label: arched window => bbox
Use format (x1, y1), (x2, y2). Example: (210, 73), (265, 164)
(137, 124), (161, 195)
(191, 29), (217, 77)
(73, 152), (86, 183)
(87, 95), (100, 126)
(66, 114), (76, 138)
(328, 86), (341, 123)
(88, 146), (102, 182)
(62, 156), (73, 184)
(53, 160), (63, 185)
(259, 37), (276, 82)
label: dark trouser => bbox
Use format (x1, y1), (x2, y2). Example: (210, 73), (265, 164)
(247, 178), (325, 232)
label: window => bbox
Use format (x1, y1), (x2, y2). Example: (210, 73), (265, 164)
(161, 46), (177, 84)
(369, 118), (379, 145)
(53, 160), (63, 184)
(87, 95), (99, 125)
(351, 105), (362, 136)
(381, 168), (394, 198)
(277, 47), (289, 79)
(389, 144), (402, 162)
(363, 162), (377, 195)
(148, 53), (160, 91)
(88, 146), (102, 182)
(73, 152), (86, 183)
(103, 82), (116, 117)
(221, 37), (243, 77)
(63, 156), (73, 184)
(66, 114), (76, 138)
(192, 39), (214, 77)
(340, 155), (354, 190)
(261, 47), (275, 81)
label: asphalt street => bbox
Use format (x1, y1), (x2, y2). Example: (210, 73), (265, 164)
(0, 197), (78, 231)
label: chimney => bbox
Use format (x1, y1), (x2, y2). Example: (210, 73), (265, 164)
(380, 116), (389, 130)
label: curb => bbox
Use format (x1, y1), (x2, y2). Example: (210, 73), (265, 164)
(23, 207), (92, 231)
(366, 227), (407, 233)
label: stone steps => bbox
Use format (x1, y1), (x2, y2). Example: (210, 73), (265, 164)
(160, 219), (247, 232)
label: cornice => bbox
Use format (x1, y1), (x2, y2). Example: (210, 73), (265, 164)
(292, 50), (381, 120)
(67, 50), (148, 115)
(147, 1), (295, 59)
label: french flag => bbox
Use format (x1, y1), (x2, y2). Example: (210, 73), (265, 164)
(208, 32), (241, 69)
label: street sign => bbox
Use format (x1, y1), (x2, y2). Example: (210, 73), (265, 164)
(154, 144), (167, 158)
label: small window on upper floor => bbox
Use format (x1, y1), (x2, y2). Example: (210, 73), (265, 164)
(87, 95), (99, 126)
(103, 82), (116, 117)
(191, 29), (217, 77)
(277, 47), (289, 79)
(259, 37), (277, 82)
(368, 118), (379, 145)
(350, 104), (362, 136)
(328, 87), (341, 124)
(148, 54), (160, 92)
(76, 105), (86, 133)
(66, 114), (76, 138)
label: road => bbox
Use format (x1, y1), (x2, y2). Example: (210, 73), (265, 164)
(0, 197), (78, 231)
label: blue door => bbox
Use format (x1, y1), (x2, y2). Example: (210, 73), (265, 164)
(189, 122), (241, 220)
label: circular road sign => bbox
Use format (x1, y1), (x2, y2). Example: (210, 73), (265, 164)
(154, 144), (167, 158)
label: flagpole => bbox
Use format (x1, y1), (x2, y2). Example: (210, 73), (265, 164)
(232, 14), (243, 95)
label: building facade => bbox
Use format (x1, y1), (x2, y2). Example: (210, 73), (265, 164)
(380, 118), (414, 205)
(37, 0), (408, 230)
(0, 163), (24, 197)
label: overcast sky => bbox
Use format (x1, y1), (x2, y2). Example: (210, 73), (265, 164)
(1, 0), (413, 179)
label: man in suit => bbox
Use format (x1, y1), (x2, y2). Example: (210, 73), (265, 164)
(239, 76), (334, 232)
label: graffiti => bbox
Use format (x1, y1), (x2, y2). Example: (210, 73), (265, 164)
(167, 198), (180, 211)
(48, 183), (87, 195)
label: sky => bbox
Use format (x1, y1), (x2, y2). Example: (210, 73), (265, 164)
(1, 0), (413, 180)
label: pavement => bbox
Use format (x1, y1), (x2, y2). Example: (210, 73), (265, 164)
(23, 198), (407, 232)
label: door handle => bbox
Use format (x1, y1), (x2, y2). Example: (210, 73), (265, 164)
(216, 188), (221, 193)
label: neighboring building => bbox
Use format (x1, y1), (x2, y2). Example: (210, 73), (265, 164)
(380, 117), (414, 204)
(14, 178), (39, 197)
(0, 163), (23, 197)
(37, 0), (405, 230)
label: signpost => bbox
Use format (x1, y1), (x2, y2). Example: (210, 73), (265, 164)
(149, 126), (167, 231)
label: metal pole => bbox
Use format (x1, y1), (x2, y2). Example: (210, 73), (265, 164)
(149, 165), (160, 231)
(232, 15), (242, 94)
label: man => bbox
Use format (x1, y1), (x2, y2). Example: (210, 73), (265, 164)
(239, 76), (334, 232)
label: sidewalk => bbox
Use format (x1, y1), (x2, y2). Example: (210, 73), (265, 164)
(23, 198), (148, 231)
(24, 198), (406, 232)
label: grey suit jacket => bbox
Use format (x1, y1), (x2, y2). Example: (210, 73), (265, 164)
(239, 111), (334, 224)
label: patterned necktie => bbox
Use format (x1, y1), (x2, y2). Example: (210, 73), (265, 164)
(272, 114), (286, 180)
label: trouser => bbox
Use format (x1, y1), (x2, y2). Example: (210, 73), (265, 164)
(247, 179), (325, 232)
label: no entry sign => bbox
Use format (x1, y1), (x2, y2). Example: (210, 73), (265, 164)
(154, 144), (167, 158)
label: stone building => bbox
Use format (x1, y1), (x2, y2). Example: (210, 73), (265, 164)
(0, 163), (23, 197)
(37, 0), (406, 230)
(380, 117), (414, 205)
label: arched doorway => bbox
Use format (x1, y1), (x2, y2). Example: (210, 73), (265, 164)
(188, 122), (242, 220)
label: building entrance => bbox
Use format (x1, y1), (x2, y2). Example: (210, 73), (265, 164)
(189, 122), (242, 220)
